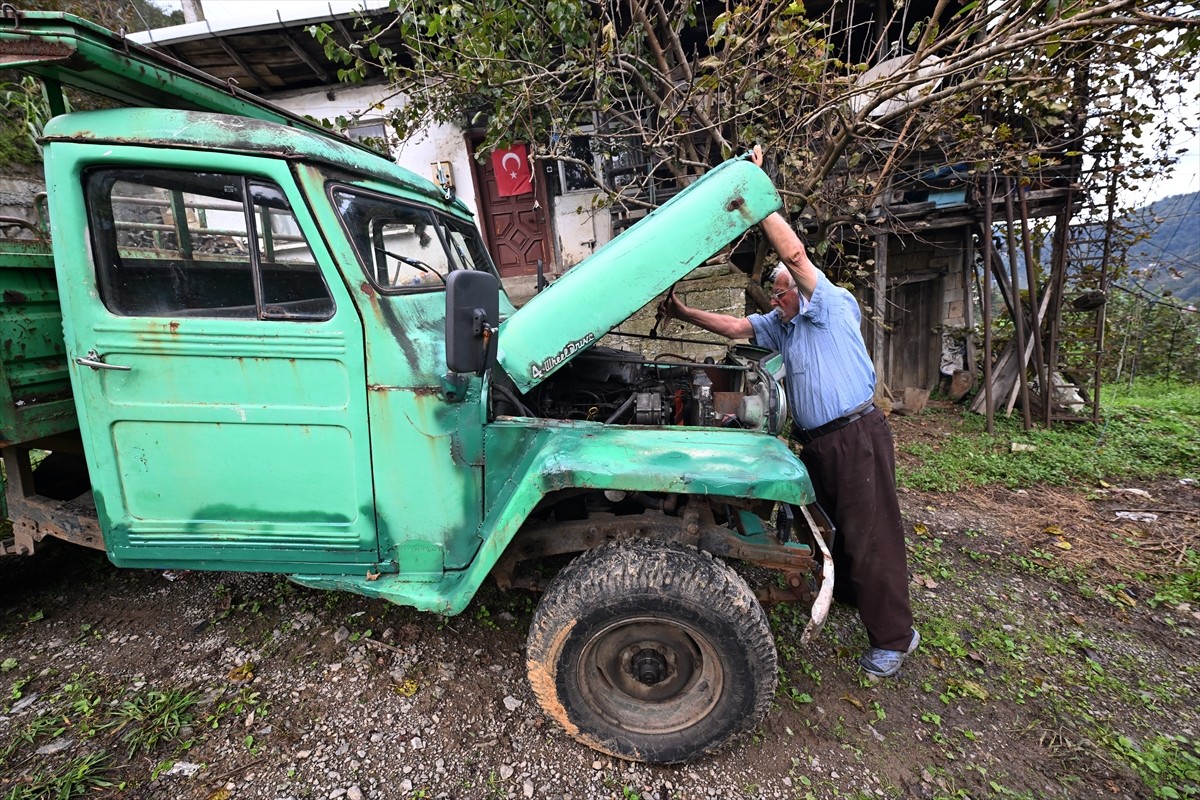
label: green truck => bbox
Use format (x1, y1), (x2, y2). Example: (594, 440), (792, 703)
(0, 9), (833, 763)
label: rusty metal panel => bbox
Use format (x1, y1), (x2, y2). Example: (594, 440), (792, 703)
(497, 159), (781, 393)
(0, 13), (467, 213)
(0, 11), (343, 140)
(0, 238), (77, 446)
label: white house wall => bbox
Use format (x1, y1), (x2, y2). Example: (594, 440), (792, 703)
(271, 84), (613, 277)
(270, 84), (480, 226)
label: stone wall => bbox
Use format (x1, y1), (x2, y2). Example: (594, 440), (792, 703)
(602, 262), (752, 361)
(0, 170), (45, 239)
(0, 174), (45, 236)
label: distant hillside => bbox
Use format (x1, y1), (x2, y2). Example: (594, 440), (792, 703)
(1122, 190), (1200, 304)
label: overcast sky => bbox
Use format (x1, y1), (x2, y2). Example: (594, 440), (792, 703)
(151, 0), (1198, 205)
(1131, 73), (1199, 204)
(182, 0), (367, 17)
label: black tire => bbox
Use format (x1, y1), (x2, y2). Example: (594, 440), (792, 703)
(526, 539), (777, 763)
(33, 451), (91, 501)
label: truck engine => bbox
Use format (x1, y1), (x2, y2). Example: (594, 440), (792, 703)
(491, 344), (788, 435)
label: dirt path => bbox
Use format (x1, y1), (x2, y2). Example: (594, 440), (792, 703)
(2, 409), (1198, 800)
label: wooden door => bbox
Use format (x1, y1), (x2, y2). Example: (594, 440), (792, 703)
(470, 138), (550, 278)
(885, 276), (942, 391)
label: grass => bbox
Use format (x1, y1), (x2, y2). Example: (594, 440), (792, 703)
(109, 688), (200, 757)
(1103, 378), (1200, 417)
(937, 532), (1198, 798)
(896, 379), (1200, 492)
(1106, 733), (1200, 799)
(4, 753), (118, 800)
(1, 670), (201, 798)
(1145, 550), (1200, 608)
(895, 377), (1200, 613)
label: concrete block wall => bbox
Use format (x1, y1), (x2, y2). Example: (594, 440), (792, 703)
(943, 267), (967, 329)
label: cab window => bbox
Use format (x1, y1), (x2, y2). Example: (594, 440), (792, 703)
(84, 168), (334, 320)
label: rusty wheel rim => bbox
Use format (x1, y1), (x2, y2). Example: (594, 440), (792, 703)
(575, 616), (723, 736)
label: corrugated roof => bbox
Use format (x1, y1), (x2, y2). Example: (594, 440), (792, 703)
(127, 1), (397, 96)
(128, 1), (392, 45)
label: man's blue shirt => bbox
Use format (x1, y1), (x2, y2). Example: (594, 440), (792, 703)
(748, 271), (876, 430)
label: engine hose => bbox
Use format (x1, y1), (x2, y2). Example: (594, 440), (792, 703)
(493, 384), (536, 418)
(604, 393), (636, 424)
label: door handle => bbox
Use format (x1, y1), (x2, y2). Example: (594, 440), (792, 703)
(75, 350), (131, 371)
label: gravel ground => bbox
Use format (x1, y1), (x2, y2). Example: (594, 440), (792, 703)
(2, 410), (1198, 799)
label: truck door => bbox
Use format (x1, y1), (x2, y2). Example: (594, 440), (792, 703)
(47, 146), (377, 572)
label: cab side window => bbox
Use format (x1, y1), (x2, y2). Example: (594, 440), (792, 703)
(85, 169), (334, 320)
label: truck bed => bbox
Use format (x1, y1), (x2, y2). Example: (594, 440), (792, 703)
(0, 236), (77, 448)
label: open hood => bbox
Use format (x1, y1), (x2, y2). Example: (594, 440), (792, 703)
(497, 158), (781, 393)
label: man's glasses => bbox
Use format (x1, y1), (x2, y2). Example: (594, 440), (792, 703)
(770, 288), (791, 300)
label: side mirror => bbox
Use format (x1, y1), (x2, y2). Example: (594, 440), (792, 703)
(445, 270), (500, 375)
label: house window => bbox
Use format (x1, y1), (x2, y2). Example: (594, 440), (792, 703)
(560, 134), (601, 192)
(84, 168), (334, 320)
(345, 119), (389, 151)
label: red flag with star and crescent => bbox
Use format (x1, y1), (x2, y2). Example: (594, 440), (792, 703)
(491, 144), (533, 197)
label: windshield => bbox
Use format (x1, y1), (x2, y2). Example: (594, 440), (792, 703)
(331, 185), (498, 292)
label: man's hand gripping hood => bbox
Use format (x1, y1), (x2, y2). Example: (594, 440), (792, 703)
(496, 158), (782, 393)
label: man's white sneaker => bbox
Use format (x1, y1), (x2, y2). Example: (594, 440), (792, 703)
(858, 629), (920, 677)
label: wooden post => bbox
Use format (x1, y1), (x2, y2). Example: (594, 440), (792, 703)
(874, 232), (888, 387)
(962, 224), (976, 376)
(1003, 178), (1032, 429)
(981, 173), (994, 433)
(1045, 195), (1073, 427)
(976, 229), (1016, 320)
(1094, 163), (1119, 422)
(1018, 187), (1048, 427)
(181, 0), (206, 23)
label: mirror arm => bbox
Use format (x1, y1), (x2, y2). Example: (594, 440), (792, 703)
(477, 318), (497, 376)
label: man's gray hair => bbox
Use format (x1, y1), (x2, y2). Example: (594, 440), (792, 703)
(770, 264), (795, 285)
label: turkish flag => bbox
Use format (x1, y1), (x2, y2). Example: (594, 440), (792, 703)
(492, 143), (533, 197)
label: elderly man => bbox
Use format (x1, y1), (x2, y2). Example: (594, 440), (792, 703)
(661, 147), (918, 677)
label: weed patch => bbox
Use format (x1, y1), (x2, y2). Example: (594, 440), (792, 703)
(1106, 732), (1200, 798)
(1, 671), (201, 798)
(896, 381), (1199, 491)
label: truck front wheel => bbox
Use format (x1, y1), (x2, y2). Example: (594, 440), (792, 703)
(526, 539), (777, 763)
